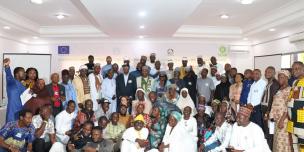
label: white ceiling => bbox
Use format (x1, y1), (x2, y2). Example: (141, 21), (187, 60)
(0, 0), (303, 45)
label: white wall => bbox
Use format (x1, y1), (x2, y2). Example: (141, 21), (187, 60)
(28, 41), (239, 73)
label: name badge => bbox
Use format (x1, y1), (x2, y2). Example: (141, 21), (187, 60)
(188, 82), (192, 85)
(128, 80), (132, 83)
(16, 133), (22, 138)
(205, 83), (209, 86)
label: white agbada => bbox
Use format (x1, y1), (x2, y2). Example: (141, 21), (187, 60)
(121, 127), (149, 152)
(162, 122), (197, 152)
(54, 110), (76, 144)
(204, 121), (232, 152)
(180, 116), (198, 143)
(229, 122), (271, 152)
(176, 88), (197, 116)
(102, 77), (116, 113)
(88, 72), (103, 111)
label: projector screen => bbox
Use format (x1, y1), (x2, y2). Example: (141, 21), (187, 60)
(2, 53), (52, 105)
(254, 54), (282, 76)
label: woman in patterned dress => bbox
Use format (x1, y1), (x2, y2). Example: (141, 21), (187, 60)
(269, 70), (292, 152)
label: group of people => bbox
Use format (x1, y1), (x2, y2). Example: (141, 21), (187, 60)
(1, 53), (304, 152)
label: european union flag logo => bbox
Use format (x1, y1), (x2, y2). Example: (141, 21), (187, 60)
(58, 46), (70, 54)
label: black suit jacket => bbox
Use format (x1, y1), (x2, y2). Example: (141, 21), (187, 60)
(116, 73), (137, 101)
(45, 83), (66, 99)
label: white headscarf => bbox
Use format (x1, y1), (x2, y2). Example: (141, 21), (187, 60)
(176, 88), (197, 116)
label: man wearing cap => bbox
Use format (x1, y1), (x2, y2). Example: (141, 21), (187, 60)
(88, 63), (103, 112)
(102, 56), (113, 78)
(147, 53), (156, 69)
(95, 99), (111, 120)
(210, 56), (224, 75)
(121, 114), (149, 152)
(116, 63), (137, 111)
(194, 55), (207, 77)
(120, 57), (136, 73)
(179, 57), (188, 79)
(247, 69), (267, 128)
(73, 65), (91, 108)
(136, 66), (154, 93)
(166, 59), (174, 80)
(68, 66), (76, 83)
(229, 105), (270, 152)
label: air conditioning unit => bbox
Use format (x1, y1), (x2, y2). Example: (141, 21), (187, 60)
(229, 45), (250, 54)
(289, 33), (304, 43)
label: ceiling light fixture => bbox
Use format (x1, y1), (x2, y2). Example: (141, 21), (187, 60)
(139, 35), (144, 39)
(269, 28), (276, 32)
(220, 14), (229, 19)
(240, 0), (254, 5)
(32, 36), (39, 39)
(55, 13), (67, 20)
(243, 38), (248, 41)
(30, 0), (43, 4)
(3, 26), (11, 30)
(139, 25), (145, 29)
(138, 11), (146, 17)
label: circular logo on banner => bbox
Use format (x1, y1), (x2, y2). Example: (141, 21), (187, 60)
(167, 48), (174, 56)
(218, 46), (228, 57)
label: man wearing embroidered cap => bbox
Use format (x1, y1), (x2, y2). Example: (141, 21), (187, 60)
(166, 59), (174, 80)
(179, 57), (188, 79)
(229, 105), (271, 152)
(147, 53), (157, 70)
(73, 65), (91, 108)
(121, 114), (149, 152)
(194, 55), (207, 77)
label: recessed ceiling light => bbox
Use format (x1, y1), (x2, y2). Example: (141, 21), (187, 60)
(220, 14), (229, 19)
(3, 26), (11, 30)
(269, 28), (276, 32)
(139, 35), (144, 39)
(243, 38), (248, 41)
(240, 0), (254, 5)
(138, 11), (146, 17)
(30, 0), (43, 4)
(139, 25), (145, 29)
(32, 36), (39, 39)
(55, 13), (67, 20)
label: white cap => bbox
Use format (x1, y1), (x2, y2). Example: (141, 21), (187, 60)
(150, 53), (156, 56)
(79, 65), (88, 70)
(168, 59), (174, 63)
(197, 55), (203, 59)
(182, 57), (188, 61)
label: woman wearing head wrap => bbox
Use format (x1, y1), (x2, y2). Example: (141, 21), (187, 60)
(176, 88), (197, 116)
(269, 70), (292, 152)
(159, 111), (197, 152)
(148, 106), (168, 150)
(132, 88), (152, 115)
(195, 104), (213, 149)
(121, 114), (149, 152)
(164, 84), (179, 104)
(180, 106), (198, 146)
